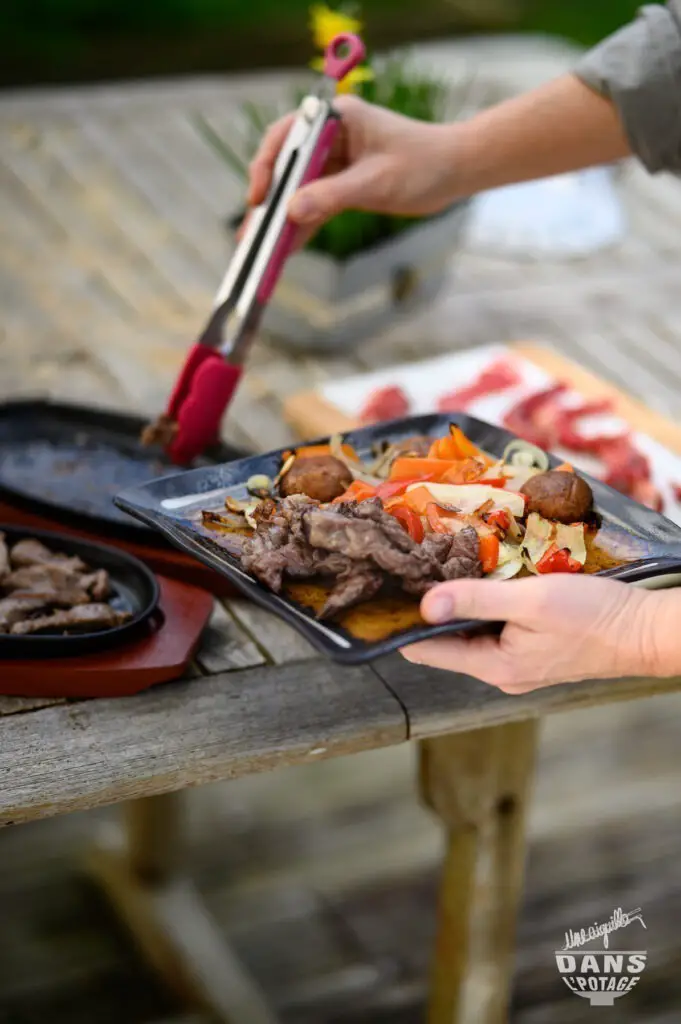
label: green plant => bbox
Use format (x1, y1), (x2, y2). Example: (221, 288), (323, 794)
(195, 3), (459, 261)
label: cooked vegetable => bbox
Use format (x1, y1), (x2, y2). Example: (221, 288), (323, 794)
(501, 438), (550, 472)
(247, 474), (273, 499)
(202, 509), (249, 531)
(478, 534), (500, 573)
(520, 470), (593, 524)
(329, 434), (382, 485)
(389, 505), (424, 542)
(333, 480), (377, 503)
(488, 541), (524, 580)
(406, 482), (526, 518)
(280, 454), (352, 503)
(389, 457), (460, 482)
(536, 545), (582, 574)
(521, 513), (587, 573)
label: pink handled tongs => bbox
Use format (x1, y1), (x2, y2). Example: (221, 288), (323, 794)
(159, 32), (366, 464)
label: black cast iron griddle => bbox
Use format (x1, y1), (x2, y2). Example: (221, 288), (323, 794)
(0, 399), (247, 545)
(0, 523), (159, 659)
(116, 411), (681, 665)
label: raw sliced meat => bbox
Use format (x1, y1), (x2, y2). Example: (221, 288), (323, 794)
(359, 385), (410, 425)
(502, 383), (568, 449)
(437, 358), (523, 412)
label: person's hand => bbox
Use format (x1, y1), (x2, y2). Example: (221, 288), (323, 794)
(247, 95), (457, 239)
(401, 575), (666, 693)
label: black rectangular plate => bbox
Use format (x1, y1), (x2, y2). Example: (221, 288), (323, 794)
(115, 413), (681, 664)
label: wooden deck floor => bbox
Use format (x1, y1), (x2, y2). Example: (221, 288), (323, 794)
(1, 35), (681, 1024)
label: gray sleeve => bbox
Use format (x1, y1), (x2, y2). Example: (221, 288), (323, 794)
(574, 2), (681, 173)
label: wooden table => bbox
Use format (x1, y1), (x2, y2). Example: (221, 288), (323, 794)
(3, 51), (681, 1024)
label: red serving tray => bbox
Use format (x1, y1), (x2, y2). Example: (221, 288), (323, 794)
(0, 575), (213, 698)
(0, 499), (236, 596)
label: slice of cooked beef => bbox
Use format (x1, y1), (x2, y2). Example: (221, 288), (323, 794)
(441, 526), (483, 581)
(304, 510), (439, 589)
(319, 569), (384, 619)
(0, 532), (9, 582)
(3, 564), (88, 593)
(9, 538), (87, 573)
(420, 533), (455, 562)
(80, 569), (111, 601)
(9, 587), (91, 607)
(335, 497), (416, 552)
(10, 603), (132, 636)
(0, 595), (51, 633)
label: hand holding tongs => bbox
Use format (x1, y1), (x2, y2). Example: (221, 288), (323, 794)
(158, 32), (366, 464)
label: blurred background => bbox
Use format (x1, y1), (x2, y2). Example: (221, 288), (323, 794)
(0, 0), (640, 87)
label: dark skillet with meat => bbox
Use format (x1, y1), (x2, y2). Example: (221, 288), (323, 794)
(0, 527), (157, 654)
(521, 470), (593, 524)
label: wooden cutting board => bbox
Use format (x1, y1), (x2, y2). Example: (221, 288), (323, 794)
(284, 342), (681, 456)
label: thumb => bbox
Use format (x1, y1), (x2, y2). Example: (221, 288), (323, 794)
(288, 161), (379, 224)
(421, 577), (545, 627)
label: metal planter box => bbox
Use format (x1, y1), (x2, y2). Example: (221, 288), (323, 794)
(226, 200), (470, 352)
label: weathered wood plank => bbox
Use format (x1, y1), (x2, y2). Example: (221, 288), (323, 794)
(370, 654), (681, 739)
(227, 599), (317, 665)
(0, 660), (406, 825)
(0, 696), (65, 717)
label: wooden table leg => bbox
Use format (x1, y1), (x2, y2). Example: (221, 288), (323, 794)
(419, 720), (539, 1024)
(85, 791), (280, 1024)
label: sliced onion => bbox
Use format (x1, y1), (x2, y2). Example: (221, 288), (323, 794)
(502, 439), (550, 472)
(329, 433), (382, 485)
(366, 442), (403, 479)
(522, 512), (554, 564)
(554, 521), (587, 565)
(202, 509), (247, 531)
(505, 510), (524, 543)
(225, 495), (250, 514)
(488, 541), (524, 579)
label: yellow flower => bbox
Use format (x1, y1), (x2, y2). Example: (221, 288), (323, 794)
(335, 65), (374, 94)
(309, 3), (362, 51)
(311, 56), (374, 94)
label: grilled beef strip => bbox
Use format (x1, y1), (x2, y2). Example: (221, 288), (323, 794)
(0, 532), (9, 582)
(10, 603), (131, 636)
(9, 538), (87, 573)
(0, 595), (52, 633)
(320, 569), (384, 620)
(3, 563), (110, 598)
(1, 536), (123, 636)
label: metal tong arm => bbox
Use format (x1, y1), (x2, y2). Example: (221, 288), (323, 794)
(199, 95), (337, 361)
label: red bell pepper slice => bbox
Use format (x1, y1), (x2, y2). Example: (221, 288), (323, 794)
(486, 509), (510, 532)
(425, 502), (452, 534)
(389, 505), (425, 543)
(535, 544), (582, 574)
(375, 477), (432, 502)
